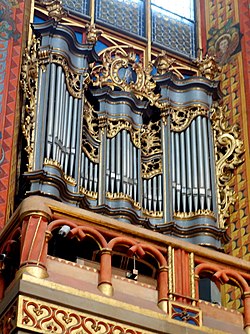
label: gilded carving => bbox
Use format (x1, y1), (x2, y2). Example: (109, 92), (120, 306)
(141, 121), (162, 156)
(49, 53), (90, 98)
(19, 295), (151, 333)
(20, 37), (39, 171)
(106, 192), (141, 210)
(44, 158), (77, 185)
(170, 106), (208, 132)
(40, 0), (67, 21)
(174, 209), (216, 220)
(153, 51), (185, 79)
(85, 24), (102, 44)
(80, 187), (98, 199)
(141, 158), (162, 179)
(82, 138), (99, 163)
(194, 54), (221, 80)
(141, 208), (163, 218)
(107, 118), (141, 148)
(83, 98), (100, 142)
(211, 105), (244, 228)
(90, 47), (161, 107)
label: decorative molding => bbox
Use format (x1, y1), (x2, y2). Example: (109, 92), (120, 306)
(141, 121), (162, 156)
(18, 295), (153, 333)
(211, 104), (244, 228)
(169, 106), (208, 132)
(141, 158), (162, 179)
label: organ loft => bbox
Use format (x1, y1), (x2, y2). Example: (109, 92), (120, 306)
(0, 0), (250, 333)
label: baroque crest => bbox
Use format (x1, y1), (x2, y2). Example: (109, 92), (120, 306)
(90, 47), (161, 106)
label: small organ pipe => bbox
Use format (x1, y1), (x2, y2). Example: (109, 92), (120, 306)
(106, 138), (110, 192)
(126, 132), (131, 196)
(89, 161), (93, 191)
(148, 178), (152, 211)
(143, 179), (147, 209)
(80, 152), (85, 186)
(158, 174), (163, 212)
(94, 163), (98, 193)
(84, 156), (89, 189)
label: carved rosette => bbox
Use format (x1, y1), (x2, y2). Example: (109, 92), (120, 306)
(20, 37), (40, 171)
(211, 105), (244, 228)
(90, 47), (161, 107)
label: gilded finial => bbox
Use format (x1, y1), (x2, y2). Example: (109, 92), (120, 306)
(86, 24), (102, 44)
(41, 0), (67, 22)
(195, 54), (221, 80)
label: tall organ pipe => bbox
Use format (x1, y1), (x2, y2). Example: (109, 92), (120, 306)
(116, 132), (121, 193)
(202, 117), (212, 210)
(196, 116), (205, 210)
(70, 98), (78, 177)
(122, 131), (127, 194)
(65, 95), (73, 175)
(175, 132), (181, 212)
(185, 127), (193, 213)
(110, 136), (115, 193)
(191, 119), (198, 212)
(46, 63), (56, 160)
(53, 65), (62, 161)
(106, 138), (110, 191)
(180, 131), (187, 212)
(171, 132), (176, 212)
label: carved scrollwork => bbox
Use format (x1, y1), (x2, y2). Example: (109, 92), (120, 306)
(174, 209), (215, 220)
(169, 106), (208, 132)
(141, 121), (162, 156)
(141, 208), (163, 218)
(20, 37), (40, 171)
(141, 158), (162, 179)
(19, 296), (152, 333)
(83, 98), (100, 142)
(107, 118), (141, 148)
(211, 105), (244, 228)
(49, 53), (90, 98)
(90, 47), (161, 106)
(82, 138), (99, 163)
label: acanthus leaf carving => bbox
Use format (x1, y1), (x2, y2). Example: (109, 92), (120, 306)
(20, 37), (40, 172)
(211, 104), (244, 228)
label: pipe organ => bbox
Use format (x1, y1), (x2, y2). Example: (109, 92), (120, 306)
(21, 20), (243, 249)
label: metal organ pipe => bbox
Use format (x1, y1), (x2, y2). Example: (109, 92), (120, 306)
(171, 131), (176, 213)
(116, 132), (121, 193)
(185, 126), (193, 213)
(180, 131), (187, 212)
(70, 98), (78, 177)
(202, 117), (212, 211)
(190, 119), (198, 212)
(196, 116), (205, 210)
(175, 132), (181, 212)
(46, 63), (56, 160)
(53, 65), (62, 162)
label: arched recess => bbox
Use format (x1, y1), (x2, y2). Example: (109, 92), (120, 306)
(195, 263), (250, 331)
